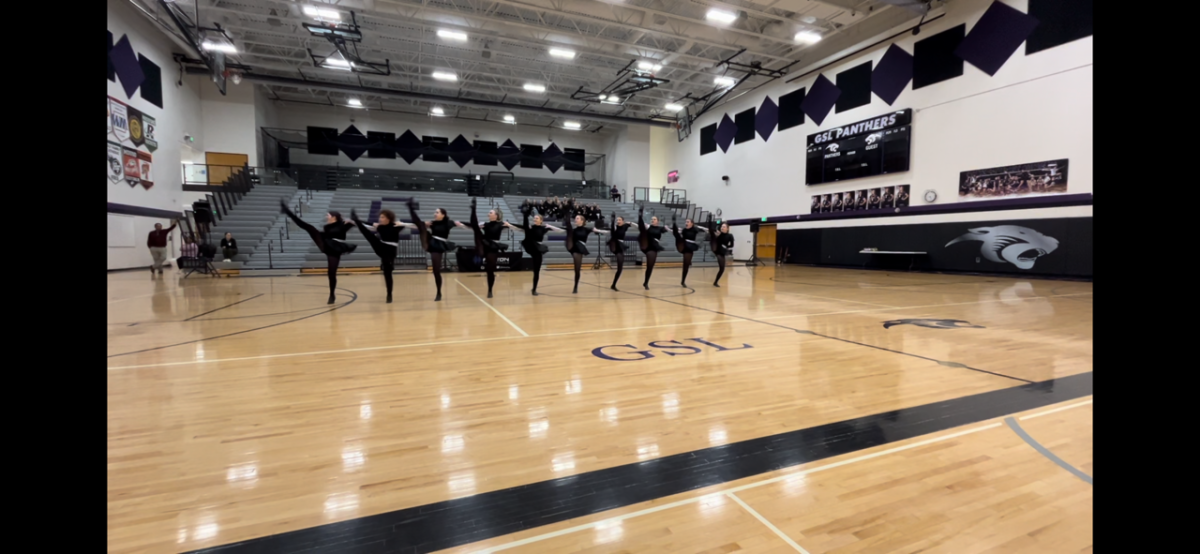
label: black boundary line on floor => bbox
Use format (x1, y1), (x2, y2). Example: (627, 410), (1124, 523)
(106, 286), (359, 359)
(183, 294), (264, 321)
(558, 273), (1033, 384)
(185, 372), (1092, 554)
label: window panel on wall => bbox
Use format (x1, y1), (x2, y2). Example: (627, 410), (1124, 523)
(422, 136), (449, 162)
(778, 88), (806, 131)
(473, 140), (498, 166)
(520, 144), (543, 168)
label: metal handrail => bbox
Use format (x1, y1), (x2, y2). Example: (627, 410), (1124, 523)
(267, 240), (273, 269)
(279, 228), (285, 252)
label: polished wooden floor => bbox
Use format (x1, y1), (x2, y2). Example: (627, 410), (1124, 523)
(107, 264), (1093, 553)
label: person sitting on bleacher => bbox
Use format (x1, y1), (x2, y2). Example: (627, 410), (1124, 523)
(220, 233), (238, 262)
(610, 186), (621, 202)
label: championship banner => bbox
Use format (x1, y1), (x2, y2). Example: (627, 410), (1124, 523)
(137, 151), (154, 189)
(142, 114), (158, 152)
(122, 146), (141, 187)
(128, 105), (144, 147)
(109, 97), (129, 143)
(107, 141), (124, 183)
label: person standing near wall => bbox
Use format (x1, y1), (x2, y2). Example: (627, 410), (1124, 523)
(147, 220), (178, 275)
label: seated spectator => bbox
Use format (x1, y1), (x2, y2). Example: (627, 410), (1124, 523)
(220, 232), (239, 262)
(610, 186), (621, 202)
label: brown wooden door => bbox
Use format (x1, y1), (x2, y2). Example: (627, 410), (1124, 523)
(205, 152), (249, 185)
(755, 224), (777, 261)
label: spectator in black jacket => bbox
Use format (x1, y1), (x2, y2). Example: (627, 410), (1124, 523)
(220, 233), (238, 262)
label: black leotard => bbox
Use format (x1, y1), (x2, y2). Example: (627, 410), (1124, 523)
(680, 226), (704, 252)
(716, 233), (734, 256)
(428, 219), (454, 252)
(643, 224), (666, 252)
(481, 220), (506, 252)
(608, 223), (631, 253)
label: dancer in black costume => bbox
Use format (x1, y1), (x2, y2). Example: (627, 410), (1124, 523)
(606, 213), (632, 291)
(514, 204), (563, 296)
(637, 206), (667, 290)
(562, 206), (609, 294)
(709, 221), (734, 287)
(466, 198), (514, 299)
(350, 208), (404, 303)
(670, 216), (706, 288)
(405, 199), (466, 302)
(280, 199), (357, 304)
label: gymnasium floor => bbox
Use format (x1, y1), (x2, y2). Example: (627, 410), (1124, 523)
(106, 264), (1093, 553)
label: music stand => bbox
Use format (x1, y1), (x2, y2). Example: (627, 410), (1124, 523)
(747, 225), (765, 267)
(591, 232), (610, 269)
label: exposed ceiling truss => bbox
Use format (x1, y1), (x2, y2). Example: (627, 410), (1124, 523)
(133, 0), (932, 130)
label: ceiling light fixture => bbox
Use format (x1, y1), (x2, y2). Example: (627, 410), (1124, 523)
(523, 83), (546, 93)
(503, 114), (515, 123)
(347, 98), (362, 107)
(432, 71), (458, 81)
(597, 94), (608, 101)
(664, 103), (683, 112)
(705, 9), (737, 24)
(437, 29), (468, 41)
(431, 107), (445, 116)
(637, 61), (663, 72)
(303, 6), (341, 20)
(563, 121), (582, 130)
(201, 41), (237, 54)
(549, 48), (576, 59)
(794, 31), (822, 45)
(322, 56), (352, 70)
(714, 76), (736, 87)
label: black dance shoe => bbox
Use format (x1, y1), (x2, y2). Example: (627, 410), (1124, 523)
(435, 292), (442, 302)
(327, 294), (336, 305)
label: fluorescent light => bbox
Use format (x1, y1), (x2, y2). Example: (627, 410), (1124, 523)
(503, 114), (515, 123)
(794, 31), (822, 45)
(523, 83), (546, 93)
(431, 107), (445, 116)
(597, 94), (607, 101)
(603, 95), (621, 103)
(437, 29), (468, 41)
(637, 61), (662, 72)
(347, 98), (361, 107)
(706, 9), (737, 24)
(201, 41), (237, 54)
(323, 57), (352, 70)
(432, 71), (457, 81)
(549, 48), (576, 59)
(714, 76), (736, 87)
(665, 103), (683, 112)
(303, 6), (341, 20)
(563, 121), (582, 130)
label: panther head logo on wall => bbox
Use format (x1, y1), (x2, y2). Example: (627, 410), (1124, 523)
(946, 225), (1059, 269)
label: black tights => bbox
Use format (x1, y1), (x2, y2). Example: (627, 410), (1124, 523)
(284, 205), (340, 299)
(715, 255), (726, 285)
(643, 250), (658, 287)
(431, 252), (444, 295)
(485, 252), (498, 294)
(530, 251), (543, 292)
(681, 251), (694, 286)
(611, 250), (625, 289)
(353, 219), (397, 298)
(572, 253), (584, 291)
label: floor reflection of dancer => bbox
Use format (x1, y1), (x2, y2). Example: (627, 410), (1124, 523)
(607, 213), (632, 291)
(563, 207), (609, 294)
(350, 208), (404, 303)
(709, 222), (734, 287)
(670, 216), (706, 288)
(637, 206), (667, 290)
(514, 205), (563, 296)
(406, 199), (466, 302)
(467, 198), (513, 299)
(281, 199), (357, 304)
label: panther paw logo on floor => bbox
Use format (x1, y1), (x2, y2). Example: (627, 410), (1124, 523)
(882, 319), (985, 329)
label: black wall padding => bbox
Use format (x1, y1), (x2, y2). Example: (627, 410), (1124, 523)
(138, 54), (163, 108)
(367, 132), (396, 158)
(778, 88), (806, 131)
(734, 109), (756, 144)
(422, 136), (449, 162)
(1026, 0), (1093, 55)
(473, 141), (498, 166)
(306, 126), (340, 155)
(835, 62), (872, 113)
(564, 148), (586, 171)
(699, 124), (717, 155)
(913, 24), (965, 90)
(520, 144), (544, 168)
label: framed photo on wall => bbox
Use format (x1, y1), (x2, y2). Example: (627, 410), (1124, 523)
(896, 185), (911, 207)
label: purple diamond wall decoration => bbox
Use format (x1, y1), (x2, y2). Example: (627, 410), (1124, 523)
(955, 1), (1040, 76)
(872, 44), (913, 106)
(756, 97), (778, 141)
(338, 125), (369, 161)
(447, 135), (475, 167)
(498, 139), (521, 170)
(542, 143), (564, 173)
(800, 74), (840, 126)
(110, 35), (145, 99)
(714, 114), (737, 153)
(396, 130), (422, 164)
